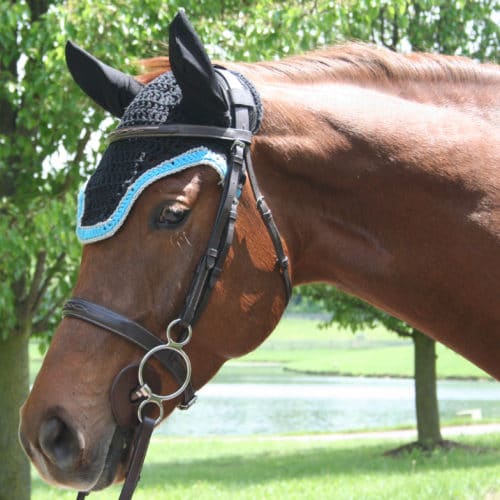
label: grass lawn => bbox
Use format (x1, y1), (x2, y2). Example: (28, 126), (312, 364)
(32, 432), (500, 499)
(237, 316), (493, 380)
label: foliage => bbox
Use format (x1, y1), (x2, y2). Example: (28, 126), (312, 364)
(1, 0), (499, 341)
(299, 285), (414, 336)
(0, 195), (80, 343)
(286, 293), (326, 314)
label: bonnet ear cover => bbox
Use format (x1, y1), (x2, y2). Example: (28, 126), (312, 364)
(65, 41), (143, 118)
(169, 11), (230, 126)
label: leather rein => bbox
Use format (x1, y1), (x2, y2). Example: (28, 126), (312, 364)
(64, 69), (292, 500)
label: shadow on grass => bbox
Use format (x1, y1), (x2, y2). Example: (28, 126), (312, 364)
(31, 438), (500, 498)
(137, 440), (500, 489)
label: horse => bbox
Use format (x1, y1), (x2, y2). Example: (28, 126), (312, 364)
(20, 11), (499, 498)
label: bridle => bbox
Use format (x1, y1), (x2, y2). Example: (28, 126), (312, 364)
(63, 68), (292, 499)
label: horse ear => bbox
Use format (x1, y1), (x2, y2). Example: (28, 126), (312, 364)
(65, 41), (143, 118)
(169, 11), (230, 125)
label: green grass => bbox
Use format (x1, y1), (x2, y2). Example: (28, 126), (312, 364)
(32, 433), (500, 499)
(236, 316), (493, 380)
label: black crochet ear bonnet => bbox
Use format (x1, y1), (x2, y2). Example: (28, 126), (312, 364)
(76, 70), (262, 243)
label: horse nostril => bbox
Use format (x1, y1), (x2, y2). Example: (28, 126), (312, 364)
(39, 415), (83, 471)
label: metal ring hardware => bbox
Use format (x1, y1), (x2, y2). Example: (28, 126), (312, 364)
(138, 344), (192, 403)
(137, 397), (164, 425)
(165, 318), (192, 347)
(136, 317), (193, 424)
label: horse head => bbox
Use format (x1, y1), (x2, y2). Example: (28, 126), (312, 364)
(20, 12), (290, 492)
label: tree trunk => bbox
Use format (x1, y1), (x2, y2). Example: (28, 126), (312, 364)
(0, 331), (31, 500)
(413, 329), (443, 447)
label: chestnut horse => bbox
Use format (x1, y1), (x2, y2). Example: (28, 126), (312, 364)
(20, 12), (499, 496)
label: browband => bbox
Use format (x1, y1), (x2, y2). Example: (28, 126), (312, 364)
(108, 124), (253, 144)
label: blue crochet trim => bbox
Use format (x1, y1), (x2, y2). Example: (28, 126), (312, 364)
(77, 147), (227, 243)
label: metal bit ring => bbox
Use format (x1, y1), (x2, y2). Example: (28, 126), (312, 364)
(166, 318), (192, 347)
(138, 344), (192, 402)
(137, 398), (164, 425)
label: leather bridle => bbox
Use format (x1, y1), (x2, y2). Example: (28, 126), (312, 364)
(63, 68), (292, 499)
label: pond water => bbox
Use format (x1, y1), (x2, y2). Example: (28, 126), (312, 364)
(158, 365), (500, 437)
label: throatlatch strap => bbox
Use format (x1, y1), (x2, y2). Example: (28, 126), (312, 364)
(244, 149), (292, 302)
(219, 69), (292, 302)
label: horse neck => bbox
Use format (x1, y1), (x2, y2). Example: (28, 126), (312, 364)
(249, 75), (500, 378)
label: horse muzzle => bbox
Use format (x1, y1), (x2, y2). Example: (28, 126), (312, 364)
(19, 403), (124, 491)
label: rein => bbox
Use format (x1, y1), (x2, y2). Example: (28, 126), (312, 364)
(64, 68), (292, 499)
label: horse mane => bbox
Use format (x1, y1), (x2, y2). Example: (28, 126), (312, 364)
(136, 42), (500, 86)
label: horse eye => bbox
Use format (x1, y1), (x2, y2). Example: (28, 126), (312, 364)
(155, 205), (190, 229)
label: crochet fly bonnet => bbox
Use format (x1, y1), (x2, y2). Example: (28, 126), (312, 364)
(67, 14), (262, 243)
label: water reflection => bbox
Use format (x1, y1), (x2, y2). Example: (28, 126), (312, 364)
(158, 365), (500, 437)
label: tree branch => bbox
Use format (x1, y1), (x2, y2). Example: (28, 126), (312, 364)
(31, 252), (66, 314)
(391, 9), (400, 50)
(11, 274), (27, 304)
(55, 128), (93, 198)
(23, 250), (47, 317)
(370, 23), (377, 45)
(379, 5), (390, 49)
(74, 128), (93, 165)
(32, 294), (67, 334)
(27, 0), (51, 23)
(389, 324), (415, 339)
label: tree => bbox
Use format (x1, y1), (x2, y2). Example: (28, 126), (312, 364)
(2, 1), (498, 497)
(300, 285), (443, 448)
